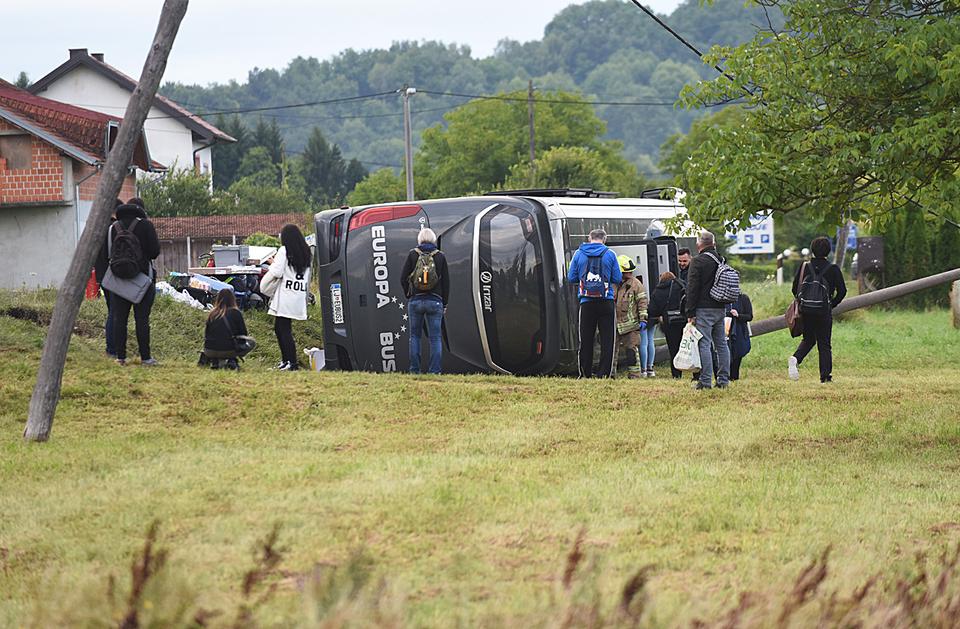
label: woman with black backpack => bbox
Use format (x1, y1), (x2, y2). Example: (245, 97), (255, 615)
(96, 198), (160, 366)
(648, 271), (686, 379)
(788, 237), (847, 383)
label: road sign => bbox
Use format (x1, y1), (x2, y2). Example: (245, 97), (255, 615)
(726, 214), (775, 255)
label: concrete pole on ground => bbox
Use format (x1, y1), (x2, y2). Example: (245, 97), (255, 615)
(23, 0), (190, 442)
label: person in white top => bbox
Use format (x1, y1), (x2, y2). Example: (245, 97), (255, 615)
(260, 224), (312, 370)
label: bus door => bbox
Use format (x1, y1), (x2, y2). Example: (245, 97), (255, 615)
(473, 203), (555, 375)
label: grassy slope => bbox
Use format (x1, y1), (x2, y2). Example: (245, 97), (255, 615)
(1, 288), (959, 626)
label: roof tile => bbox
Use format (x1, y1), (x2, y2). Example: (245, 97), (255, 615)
(152, 213), (308, 240)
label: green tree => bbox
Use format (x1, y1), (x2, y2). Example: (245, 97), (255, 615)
(299, 128), (369, 206)
(243, 232), (281, 247)
(252, 117), (284, 169)
(235, 146), (280, 188)
(415, 90), (609, 198)
(14, 71), (29, 89)
(346, 168), (406, 206)
(215, 179), (314, 215)
(677, 0), (960, 230)
(343, 158), (367, 195)
(301, 127), (344, 205)
(505, 146), (609, 190)
(504, 146), (646, 194)
(212, 114), (250, 190)
(139, 169), (214, 217)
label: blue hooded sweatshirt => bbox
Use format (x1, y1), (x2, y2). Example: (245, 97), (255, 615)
(566, 242), (622, 303)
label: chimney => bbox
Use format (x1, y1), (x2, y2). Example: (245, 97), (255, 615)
(92, 53), (104, 62)
(68, 48), (88, 60)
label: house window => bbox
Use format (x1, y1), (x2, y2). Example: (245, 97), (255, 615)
(0, 135), (32, 170)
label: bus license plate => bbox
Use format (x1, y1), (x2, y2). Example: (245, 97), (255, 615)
(330, 283), (344, 324)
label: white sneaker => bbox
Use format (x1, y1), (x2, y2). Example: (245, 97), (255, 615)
(788, 356), (800, 381)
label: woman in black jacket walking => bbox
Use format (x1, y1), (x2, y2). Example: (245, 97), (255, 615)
(648, 271), (686, 379)
(789, 237), (847, 383)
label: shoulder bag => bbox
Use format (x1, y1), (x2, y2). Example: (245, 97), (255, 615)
(784, 262), (807, 338)
(222, 312), (256, 357)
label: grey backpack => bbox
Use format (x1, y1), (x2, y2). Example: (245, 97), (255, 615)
(704, 252), (740, 304)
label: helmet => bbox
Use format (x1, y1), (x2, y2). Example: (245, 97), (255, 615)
(617, 255), (636, 273)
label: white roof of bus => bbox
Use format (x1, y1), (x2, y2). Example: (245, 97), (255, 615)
(524, 196), (699, 237)
(529, 196), (685, 219)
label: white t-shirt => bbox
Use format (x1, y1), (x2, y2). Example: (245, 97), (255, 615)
(265, 246), (310, 320)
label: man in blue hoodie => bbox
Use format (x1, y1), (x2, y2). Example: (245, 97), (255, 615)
(566, 228), (623, 378)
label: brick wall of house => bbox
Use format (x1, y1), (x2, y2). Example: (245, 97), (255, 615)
(74, 163), (137, 203)
(0, 119), (66, 205)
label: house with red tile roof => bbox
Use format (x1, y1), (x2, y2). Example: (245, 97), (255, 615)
(0, 80), (156, 288)
(30, 49), (235, 180)
(151, 213), (308, 275)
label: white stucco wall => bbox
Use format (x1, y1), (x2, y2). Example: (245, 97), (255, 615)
(0, 204), (77, 289)
(194, 143), (213, 177)
(34, 66), (197, 174)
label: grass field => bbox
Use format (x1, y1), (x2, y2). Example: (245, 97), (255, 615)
(2, 287), (960, 627)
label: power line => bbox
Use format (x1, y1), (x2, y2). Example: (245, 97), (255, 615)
(285, 149), (401, 169)
(417, 89), (679, 106)
(144, 90), (397, 121)
(628, 0), (755, 97)
(263, 104), (455, 127)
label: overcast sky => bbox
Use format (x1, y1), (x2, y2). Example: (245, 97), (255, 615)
(3, 0), (684, 87)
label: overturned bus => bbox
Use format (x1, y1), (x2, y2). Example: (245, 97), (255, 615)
(314, 188), (695, 375)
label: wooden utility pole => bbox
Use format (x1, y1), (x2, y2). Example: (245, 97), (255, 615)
(402, 86), (416, 201)
(23, 0), (190, 442)
(527, 80), (536, 186)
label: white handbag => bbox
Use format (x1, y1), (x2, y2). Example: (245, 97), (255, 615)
(259, 273), (280, 297)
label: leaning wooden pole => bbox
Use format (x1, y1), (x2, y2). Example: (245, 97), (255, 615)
(23, 0), (189, 442)
(749, 267), (960, 337)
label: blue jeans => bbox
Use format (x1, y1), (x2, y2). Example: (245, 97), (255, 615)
(695, 308), (730, 387)
(408, 298), (443, 374)
(641, 322), (656, 370)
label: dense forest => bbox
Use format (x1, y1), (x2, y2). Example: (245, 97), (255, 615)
(160, 0), (780, 180)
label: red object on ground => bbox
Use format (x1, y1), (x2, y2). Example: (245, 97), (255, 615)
(85, 269), (100, 299)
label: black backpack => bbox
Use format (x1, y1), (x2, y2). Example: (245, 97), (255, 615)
(108, 218), (144, 279)
(798, 262), (831, 314)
